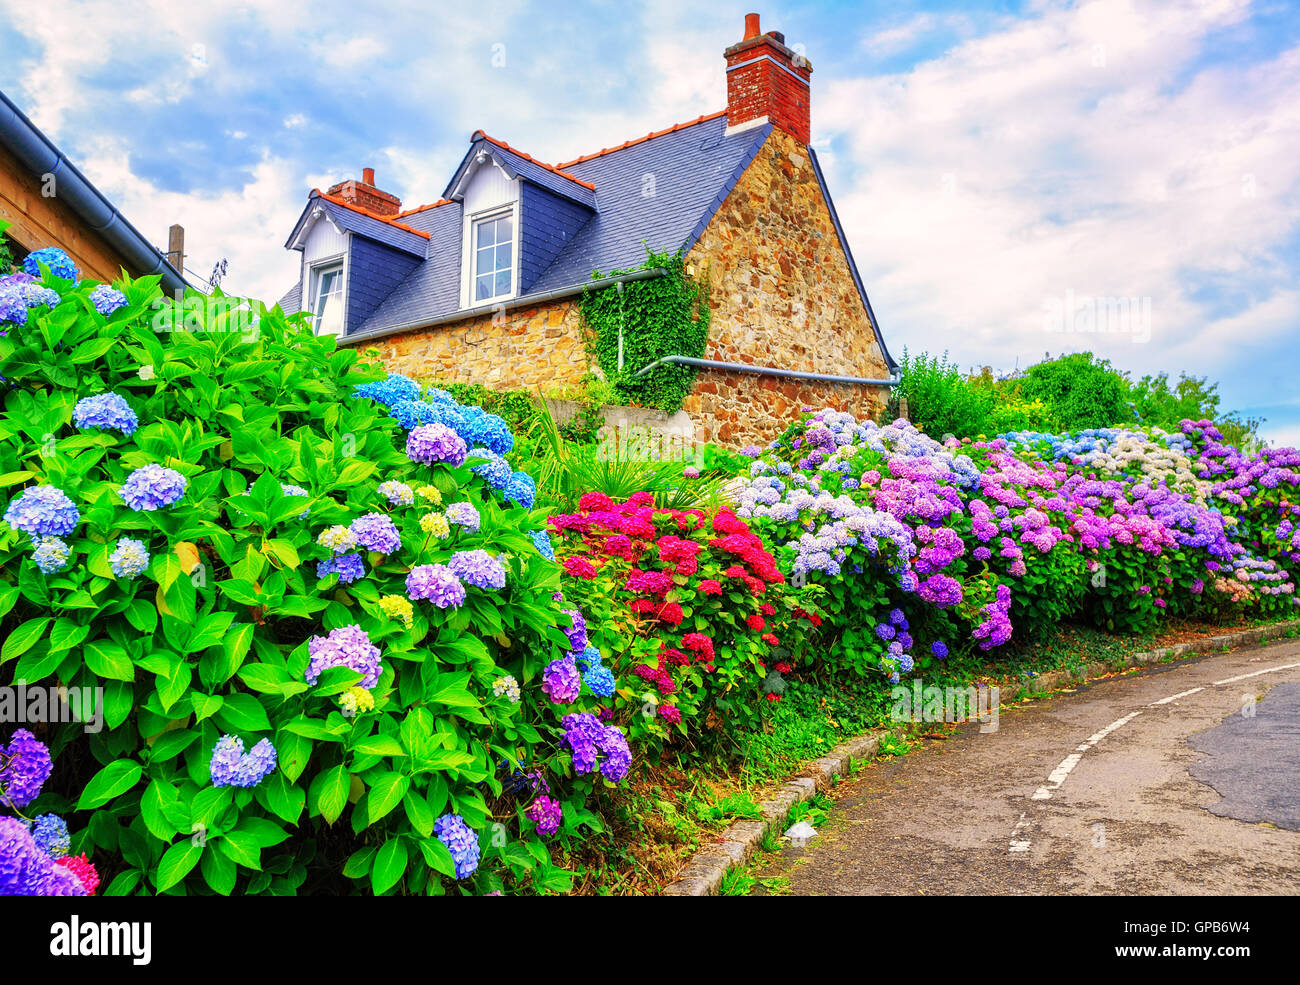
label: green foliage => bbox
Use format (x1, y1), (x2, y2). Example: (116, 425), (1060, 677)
(581, 250), (710, 414)
(895, 349), (993, 438)
(1018, 351), (1130, 430)
(0, 274), (597, 896)
(1128, 372), (1261, 446)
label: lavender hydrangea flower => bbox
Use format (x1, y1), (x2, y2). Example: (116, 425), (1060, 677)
(445, 501), (480, 533)
(31, 814), (70, 859)
(119, 464), (187, 511)
(350, 512), (401, 554)
(0, 729), (53, 808)
(0, 287), (28, 325)
(73, 392), (138, 436)
(526, 796), (563, 837)
(560, 713), (632, 782)
(378, 480), (413, 507)
(23, 247), (79, 280)
(448, 549), (506, 590)
(4, 485), (80, 538)
(22, 285), (60, 308)
(32, 537), (71, 574)
(406, 423), (468, 467)
(109, 538), (150, 579)
(559, 608), (587, 653)
(542, 658), (581, 704)
(0, 817), (87, 896)
(317, 553), (366, 584)
(405, 563), (466, 608)
(209, 735), (278, 788)
(433, 813), (480, 879)
(305, 624), (383, 689)
(89, 285), (128, 316)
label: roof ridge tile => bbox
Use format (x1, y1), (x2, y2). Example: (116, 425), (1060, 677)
(470, 131), (597, 191)
(555, 110), (727, 169)
(311, 189), (433, 239)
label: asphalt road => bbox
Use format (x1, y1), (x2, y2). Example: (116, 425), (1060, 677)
(753, 638), (1300, 895)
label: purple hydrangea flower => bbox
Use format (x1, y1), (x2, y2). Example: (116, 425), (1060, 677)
(305, 624), (383, 689)
(406, 563), (466, 608)
(526, 795), (563, 837)
(317, 552), (366, 584)
(560, 608), (587, 653)
(406, 423), (468, 467)
(89, 285), (128, 316)
(4, 485), (80, 538)
(0, 817), (87, 896)
(0, 729), (53, 808)
(542, 658), (581, 704)
(434, 813), (480, 879)
(448, 550), (506, 590)
(0, 287), (28, 325)
(209, 735), (278, 788)
(445, 501), (480, 533)
(931, 641), (949, 659)
(350, 512), (401, 554)
(119, 464), (187, 511)
(560, 713), (631, 782)
(72, 392), (138, 437)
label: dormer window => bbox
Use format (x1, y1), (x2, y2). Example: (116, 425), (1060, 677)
(311, 261), (345, 336)
(473, 210), (514, 302)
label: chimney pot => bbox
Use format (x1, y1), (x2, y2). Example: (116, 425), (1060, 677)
(743, 12), (760, 39)
(362, 167), (375, 186)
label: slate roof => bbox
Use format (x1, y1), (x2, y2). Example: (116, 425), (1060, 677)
(278, 111), (895, 372)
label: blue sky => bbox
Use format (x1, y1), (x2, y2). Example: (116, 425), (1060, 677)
(2, 0), (1297, 443)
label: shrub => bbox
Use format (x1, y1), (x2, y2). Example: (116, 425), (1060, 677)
(896, 349), (993, 439)
(0, 252), (629, 896)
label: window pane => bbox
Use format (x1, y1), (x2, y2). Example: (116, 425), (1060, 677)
(495, 269), (511, 296)
(475, 274), (493, 302)
(496, 215), (512, 242)
(476, 246), (494, 277)
(476, 221), (494, 249)
(496, 242), (512, 270)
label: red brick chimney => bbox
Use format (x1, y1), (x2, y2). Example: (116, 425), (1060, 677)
(327, 166), (401, 217)
(724, 13), (812, 144)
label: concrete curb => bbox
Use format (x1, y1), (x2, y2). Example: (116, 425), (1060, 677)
(660, 618), (1300, 896)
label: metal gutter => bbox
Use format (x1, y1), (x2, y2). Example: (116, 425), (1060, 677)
(632, 353), (899, 386)
(341, 267), (669, 345)
(0, 88), (189, 293)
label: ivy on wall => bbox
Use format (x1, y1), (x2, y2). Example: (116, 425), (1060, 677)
(580, 249), (711, 414)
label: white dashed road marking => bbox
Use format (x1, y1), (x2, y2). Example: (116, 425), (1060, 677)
(1008, 657), (1300, 855)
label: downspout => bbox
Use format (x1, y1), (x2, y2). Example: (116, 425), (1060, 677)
(632, 353), (899, 387)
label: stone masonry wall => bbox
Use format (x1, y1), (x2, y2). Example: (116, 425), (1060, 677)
(351, 298), (589, 390)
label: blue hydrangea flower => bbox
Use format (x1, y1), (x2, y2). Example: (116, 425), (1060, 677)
(449, 549), (506, 590)
(575, 645), (602, 672)
(529, 529), (556, 561)
(280, 483), (311, 517)
(469, 448), (511, 489)
(119, 464), (187, 511)
(32, 536), (71, 574)
(504, 471), (536, 508)
(317, 552), (366, 584)
(109, 538), (150, 579)
(584, 665), (616, 697)
(434, 813), (480, 880)
(22, 284), (61, 308)
(73, 392), (138, 436)
(5, 485), (80, 539)
(30, 814), (70, 859)
(89, 284), (128, 316)
(353, 373), (421, 408)
(23, 248), (79, 280)
(209, 735), (278, 788)
(388, 399), (437, 430)
(455, 405), (513, 455)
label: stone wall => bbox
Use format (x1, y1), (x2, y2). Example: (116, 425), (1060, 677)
(353, 298), (589, 390)
(685, 128), (891, 384)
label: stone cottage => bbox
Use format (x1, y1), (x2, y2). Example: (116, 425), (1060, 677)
(277, 13), (897, 448)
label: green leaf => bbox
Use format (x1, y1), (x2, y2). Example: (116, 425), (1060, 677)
(403, 790), (434, 837)
(366, 772), (409, 825)
(1, 616), (50, 664)
(201, 845), (237, 895)
(216, 830), (262, 870)
(86, 640), (134, 681)
(77, 759), (143, 809)
(214, 692), (271, 733)
(371, 837), (409, 895)
(352, 734), (406, 757)
(155, 840), (202, 893)
(311, 765), (349, 824)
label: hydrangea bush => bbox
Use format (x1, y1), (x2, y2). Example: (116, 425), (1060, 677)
(0, 253), (627, 895)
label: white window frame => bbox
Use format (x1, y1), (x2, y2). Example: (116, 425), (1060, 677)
(308, 255), (347, 337)
(462, 203), (519, 307)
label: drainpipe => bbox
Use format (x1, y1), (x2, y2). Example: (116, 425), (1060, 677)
(633, 353), (899, 387)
